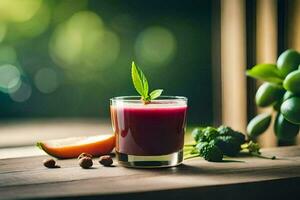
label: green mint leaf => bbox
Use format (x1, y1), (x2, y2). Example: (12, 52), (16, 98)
(131, 61), (149, 98)
(131, 61), (164, 103)
(149, 89), (163, 100)
(246, 64), (284, 84)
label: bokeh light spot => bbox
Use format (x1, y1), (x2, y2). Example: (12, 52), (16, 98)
(5, 1), (51, 42)
(34, 68), (59, 94)
(82, 30), (120, 68)
(50, 11), (120, 81)
(0, 64), (21, 93)
(135, 26), (177, 67)
(50, 11), (104, 68)
(9, 82), (32, 102)
(0, 0), (42, 22)
(50, 22), (83, 67)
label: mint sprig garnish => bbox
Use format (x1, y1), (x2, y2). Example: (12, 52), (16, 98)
(131, 61), (163, 104)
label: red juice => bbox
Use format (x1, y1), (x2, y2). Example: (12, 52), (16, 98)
(110, 100), (187, 156)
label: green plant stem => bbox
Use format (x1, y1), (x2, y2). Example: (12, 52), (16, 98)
(184, 144), (196, 147)
(184, 153), (200, 160)
(251, 152), (276, 160)
(183, 147), (195, 151)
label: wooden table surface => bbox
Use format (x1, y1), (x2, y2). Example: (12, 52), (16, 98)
(1, 120), (300, 200)
(1, 146), (300, 200)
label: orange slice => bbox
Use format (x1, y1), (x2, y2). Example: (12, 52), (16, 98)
(37, 134), (115, 159)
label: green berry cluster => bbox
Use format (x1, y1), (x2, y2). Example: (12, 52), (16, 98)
(246, 49), (300, 141)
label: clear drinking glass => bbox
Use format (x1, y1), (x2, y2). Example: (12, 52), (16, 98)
(110, 96), (188, 168)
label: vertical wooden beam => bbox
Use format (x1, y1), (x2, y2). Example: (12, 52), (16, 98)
(287, 0), (300, 51)
(256, 0), (278, 63)
(256, 0), (278, 147)
(220, 0), (247, 132)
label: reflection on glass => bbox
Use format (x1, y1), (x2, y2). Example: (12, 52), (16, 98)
(0, 64), (21, 93)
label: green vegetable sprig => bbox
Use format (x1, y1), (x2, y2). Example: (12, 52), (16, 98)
(241, 141), (276, 160)
(184, 126), (276, 162)
(131, 61), (163, 104)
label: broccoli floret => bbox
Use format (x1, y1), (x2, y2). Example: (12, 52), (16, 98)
(191, 127), (204, 142)
(203, 127), (219, 141)
(196, 142), (223, 162)
(195, 142), (209, 154)
(217, 125), (245, 144)
(210, 136), (241, 156)
(187, 125), (274, 162)
(192, 127), (219, 143)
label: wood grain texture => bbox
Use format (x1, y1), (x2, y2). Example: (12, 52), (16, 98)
(1, 146), (300, 200)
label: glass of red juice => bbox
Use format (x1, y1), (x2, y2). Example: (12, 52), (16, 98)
(110, 96), (187, 168)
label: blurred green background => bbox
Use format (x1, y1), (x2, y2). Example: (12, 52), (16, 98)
(0, 0), (213, 125)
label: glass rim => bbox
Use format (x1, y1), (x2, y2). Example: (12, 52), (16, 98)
(110, 95), (187, 102)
